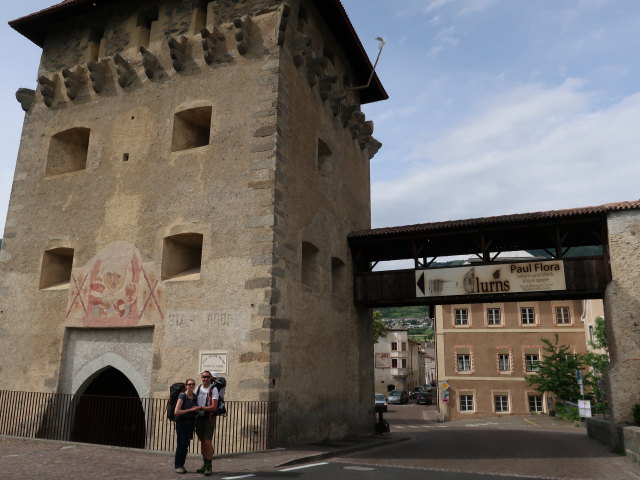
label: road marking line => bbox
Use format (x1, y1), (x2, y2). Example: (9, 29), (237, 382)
(523, 418), (540, 427)
(408, 426), (419, 428)
(222, 475), (255, 479)
(280, 462), (328, 472)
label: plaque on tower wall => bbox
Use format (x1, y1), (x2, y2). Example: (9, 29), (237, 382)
(200, 352), (228, 375)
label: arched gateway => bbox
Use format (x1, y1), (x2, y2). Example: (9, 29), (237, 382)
(70, 367), (146, 448)
(348, 200), (640, 447)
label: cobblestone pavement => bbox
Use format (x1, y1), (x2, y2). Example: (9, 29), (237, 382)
(0, 435), (404, 480)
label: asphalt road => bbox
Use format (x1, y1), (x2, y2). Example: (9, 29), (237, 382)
(219, 461), (539, 480)
(336, 402), (640, 479)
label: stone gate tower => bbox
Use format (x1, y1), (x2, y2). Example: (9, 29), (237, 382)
(2, 0), (386, 445)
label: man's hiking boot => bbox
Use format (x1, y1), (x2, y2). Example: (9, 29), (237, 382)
(196, 463), (207, 474)
(203, 462), (213, 476)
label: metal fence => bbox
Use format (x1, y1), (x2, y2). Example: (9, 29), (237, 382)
(0, 390), (277, 454)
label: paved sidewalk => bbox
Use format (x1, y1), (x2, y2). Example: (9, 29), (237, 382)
(0, 434), (407, 480)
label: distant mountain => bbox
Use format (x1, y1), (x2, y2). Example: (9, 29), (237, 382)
(527, 246), (603, 258)
(375, 305), (429, 319)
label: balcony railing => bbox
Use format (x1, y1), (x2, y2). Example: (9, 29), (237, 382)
(390, 368), (408, 376)
(0, 390), (277, 454)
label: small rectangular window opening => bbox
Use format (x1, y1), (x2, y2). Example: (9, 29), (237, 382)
(317, 138), (332, 176)
(122, 153), (129, 162)
(525, 354), (540, 372)
(521, 307), (535, 324)
(457, 354), (471, 371)
(162, 233), (203, 281)
(498, 353), (510, 372)
(331, 257), (345, 296)
(301, 241), (320, 289)
(487, 308), (501, 325)
(556, 306), (570, 324)
(494, 395), (509, 413)
(460, 394), (474, 412)
(171, 107), (212, 152)
(46, 127), (91, 176)
(40, 248), (74, 290)
(529, 395), (544, 413)
(454, 308), (468, 325)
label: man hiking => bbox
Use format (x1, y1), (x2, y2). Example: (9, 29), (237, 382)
(194, 370), (219, 476)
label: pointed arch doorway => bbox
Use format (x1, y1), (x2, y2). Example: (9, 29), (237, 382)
(70, 367), (146, 448)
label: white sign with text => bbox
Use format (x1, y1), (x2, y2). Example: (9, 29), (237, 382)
(416, 260), (566, 297)
(199, 352), (228, 375)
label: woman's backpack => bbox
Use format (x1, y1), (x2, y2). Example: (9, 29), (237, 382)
(167, 382), (185, 421)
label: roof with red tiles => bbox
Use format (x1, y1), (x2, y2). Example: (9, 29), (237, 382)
(349, 200), (640, 239)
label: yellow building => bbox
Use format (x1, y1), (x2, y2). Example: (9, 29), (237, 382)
(435, 299), (602, 420)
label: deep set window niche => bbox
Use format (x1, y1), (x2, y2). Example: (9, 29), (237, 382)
(40, 247), (74, 290)
(162, 233), (203, 281)
(171, 107), (212, 152)
(301, 241), (320, 290)
(45, 127), (91, 176)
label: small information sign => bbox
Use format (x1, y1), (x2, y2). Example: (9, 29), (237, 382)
(199, 351), (228, 375)
(578, 400), (592, 418)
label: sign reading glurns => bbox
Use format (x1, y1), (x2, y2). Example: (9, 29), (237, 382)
(415, 261), (566, 297)
(200, 352), (228, 375)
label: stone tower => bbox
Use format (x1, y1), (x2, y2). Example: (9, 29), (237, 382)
(2, 0), (386, 445)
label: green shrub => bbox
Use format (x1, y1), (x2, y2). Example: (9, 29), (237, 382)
(633, 403), (640, 426)
(593, 402), (607, 415)
(555, 402), (580, 422)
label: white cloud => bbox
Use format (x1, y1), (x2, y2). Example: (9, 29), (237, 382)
(372, 82), (640, 227)
(425, 0), (499, 16)
(425, 0), (453, 13)
(458, 0), (500, 16)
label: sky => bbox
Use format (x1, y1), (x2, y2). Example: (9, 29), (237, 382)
(1, 0), (639, 235)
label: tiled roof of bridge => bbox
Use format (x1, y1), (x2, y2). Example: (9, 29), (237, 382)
(349, 200), (640, 239)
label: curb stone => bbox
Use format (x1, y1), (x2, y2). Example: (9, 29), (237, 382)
(276, 435), (411, 467)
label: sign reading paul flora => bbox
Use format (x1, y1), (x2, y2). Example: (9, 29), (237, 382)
(415, 260), (566, 297)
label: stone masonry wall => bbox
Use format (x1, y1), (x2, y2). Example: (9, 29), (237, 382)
(604, 210), (640, 426)
(1, 0), (287, 403)
(268, 0), (377, 445)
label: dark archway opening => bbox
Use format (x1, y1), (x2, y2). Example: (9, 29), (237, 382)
(70, 367), (146, 448)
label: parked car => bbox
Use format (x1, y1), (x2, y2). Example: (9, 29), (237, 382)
(415, 389), (433, 405)
(409, 386), (426, 399)
(374, 393), (388, 412)
(387, 390), (409, 404)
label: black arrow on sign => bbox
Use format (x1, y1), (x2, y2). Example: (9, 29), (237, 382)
(416, 272), (425, 295)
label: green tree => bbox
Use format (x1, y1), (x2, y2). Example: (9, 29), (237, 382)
(584, 316), (609, 401)
(372, 310), (387, 343)
(525, 334), (584, 402)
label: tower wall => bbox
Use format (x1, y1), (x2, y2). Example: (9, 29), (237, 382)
(1, 0), (384, 446)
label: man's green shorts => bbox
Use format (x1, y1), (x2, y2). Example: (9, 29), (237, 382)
(195, 415), (216, 441)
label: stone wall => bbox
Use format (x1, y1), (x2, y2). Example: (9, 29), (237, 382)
(268, 0), (378, 444)
(623, 426), (640, 463)
(1, 0), (383, 447)
(604, 210), (640, 426)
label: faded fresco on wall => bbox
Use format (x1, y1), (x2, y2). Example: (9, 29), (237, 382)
(66, 242), (164, 327)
